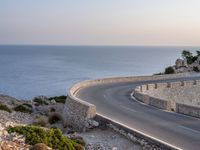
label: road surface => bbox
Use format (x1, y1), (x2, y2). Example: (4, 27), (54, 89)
(76, 76), (200, 150)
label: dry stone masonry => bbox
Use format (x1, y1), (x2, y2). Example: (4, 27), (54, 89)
(134, 79), (200, 118)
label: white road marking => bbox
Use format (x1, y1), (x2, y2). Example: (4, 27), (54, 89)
(130, 92), (148, 106)
(178, 125), (200, 134)
(120, 105), (137, 113)
(97, 113), (182, 150)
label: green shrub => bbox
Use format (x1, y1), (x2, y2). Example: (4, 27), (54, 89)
(48, 113), (62, 124)
(14, 104), (33, 113)
(164, 66), (175, 74)
(50, 108), (56, 112)
(72, 138), (85, 146)
(49, 95), (67, 104)
(193, 66), (200, 72)
(153, 72), (163, 75)
(22, 103), (33, 108)
(11, 100), (16, 105)
(33, 117), (47, 127)
(7, 125), (83, 150)
(0, 103), (12, 113)
(181, 50), (195, 64)
(33, 98), (49, 105)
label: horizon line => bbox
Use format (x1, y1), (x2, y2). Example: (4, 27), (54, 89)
(0, 44), (200, 47)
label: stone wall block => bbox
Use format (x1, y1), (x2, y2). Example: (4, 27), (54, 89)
(170, 82), (182, 88)
(183, 80), (194, 88)
(134, 86), (141, 92)
(177, 103), (200, 118)
(143, 94), (150, 104)
(156, 83), (168, 89)
(141, 85), (147, 92)
(63, 96), (96, 131)
(149, 97), (168, 110)
(169, 101), (177, 112)
(147, 84), (156, 91)
(195, 80), (200, 85)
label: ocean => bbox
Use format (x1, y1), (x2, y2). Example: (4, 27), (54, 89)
(0, 45), (198, 100)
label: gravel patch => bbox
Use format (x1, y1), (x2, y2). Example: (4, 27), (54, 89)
(79, 128), (142, 150)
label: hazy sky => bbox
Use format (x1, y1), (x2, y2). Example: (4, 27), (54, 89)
(0, 0), (200, 46)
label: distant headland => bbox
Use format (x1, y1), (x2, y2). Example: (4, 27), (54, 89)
(157, 50), (200, 75)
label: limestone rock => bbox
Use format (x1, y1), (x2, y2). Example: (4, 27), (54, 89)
(50, 99), (56, 105)
(85, 120), (99, 129)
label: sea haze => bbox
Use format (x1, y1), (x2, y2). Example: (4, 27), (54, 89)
(0, 45), (198, 99)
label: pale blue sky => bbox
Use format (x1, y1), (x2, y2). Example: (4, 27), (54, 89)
(0, 0), (200, 45)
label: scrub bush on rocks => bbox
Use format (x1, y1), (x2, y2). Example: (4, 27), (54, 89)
(7, 125), (84, 150)
(14, 104), (33, 113)
(33, 116), (47, 127)
(164, 66), (175, 74)
(0, 103), (12, 113)
(33, 96), (49, 106)
(48, 112), (63, 124)
(48, 95), (67, 104)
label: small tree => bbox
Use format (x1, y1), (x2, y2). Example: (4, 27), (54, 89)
(182, 50), (192, 59)
(193, 66), (200, 72)
(181, 50), (194, 64)
(196, 50), (200, 56)
(164, 66), (175, 74)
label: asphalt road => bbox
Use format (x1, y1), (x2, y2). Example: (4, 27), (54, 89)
(76, 76), (200, 150)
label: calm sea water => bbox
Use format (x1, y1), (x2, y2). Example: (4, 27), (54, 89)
(0, 45), (198, 99)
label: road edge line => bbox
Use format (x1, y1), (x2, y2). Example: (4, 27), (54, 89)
(96, 113), (182, 150)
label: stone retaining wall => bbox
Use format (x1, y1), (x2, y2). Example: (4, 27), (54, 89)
(177, 103), (200, 118)
(62, 95), (96, 131)
(134, 79), (200, 118)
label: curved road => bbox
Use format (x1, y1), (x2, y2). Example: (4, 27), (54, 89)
(76, 76), (200, 150)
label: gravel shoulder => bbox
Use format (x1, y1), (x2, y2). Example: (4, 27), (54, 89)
(79, 128), (142, 150)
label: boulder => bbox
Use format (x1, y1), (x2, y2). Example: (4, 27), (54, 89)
(50, 99), (56, 105)
(85, 120), (99, 129)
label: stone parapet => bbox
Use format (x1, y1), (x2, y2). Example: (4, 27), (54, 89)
(63, 94), (96, 131)
(170, 81), (182, 88)
(149, 96), (168, 110)
(133, 78), (200, 118)
(147, 84), (156, 91)
(177, 103), (200, 118)
(183, 80), (194, 87)
(156, 82), (168, 89)
(196, 80), (200, 85)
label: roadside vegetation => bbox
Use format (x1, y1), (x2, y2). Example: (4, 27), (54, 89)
(14, 103), (33, 113)
(7, 125), (84, 150)
(0, 103), (12, 113)
(33, 95), (67, 106)
(164, 66), (175, 74)
(181, 50), (200, 65)
(48, 95), (67, 104)
(33, 97), (49, 105)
